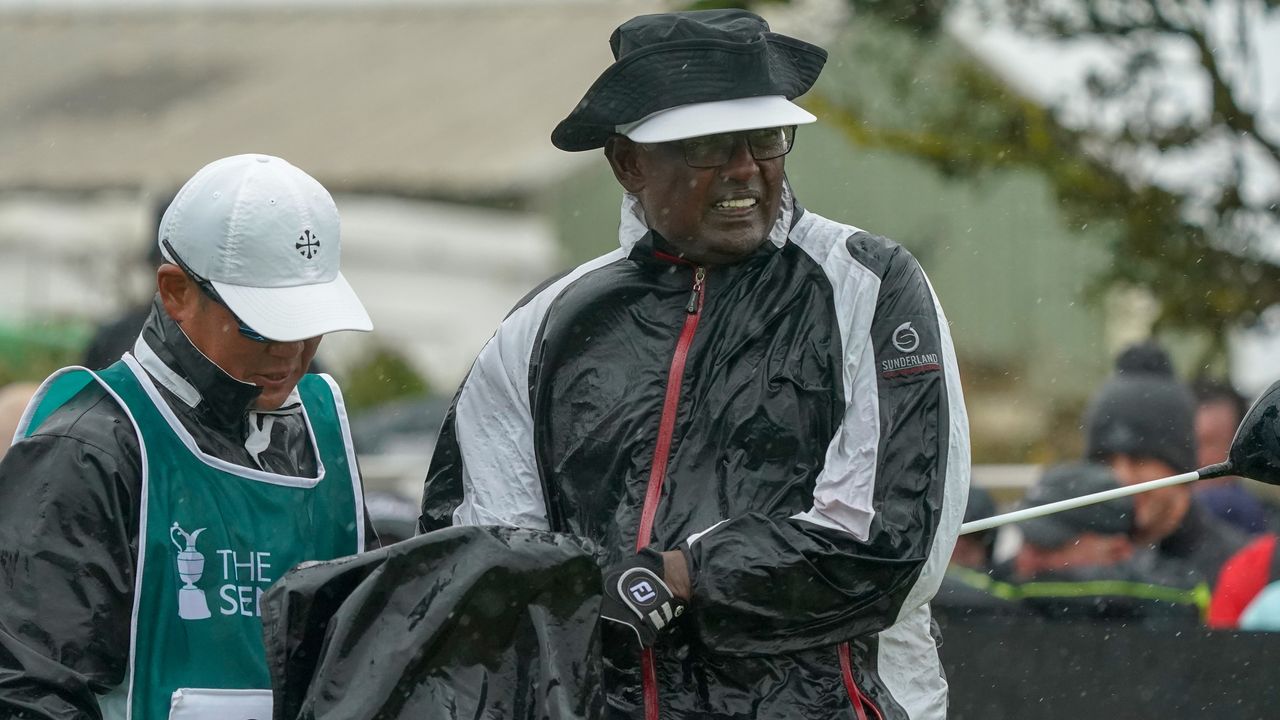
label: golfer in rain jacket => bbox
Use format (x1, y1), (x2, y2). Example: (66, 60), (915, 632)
(0, 155), (374, 720)
(420, 10), (970, 719)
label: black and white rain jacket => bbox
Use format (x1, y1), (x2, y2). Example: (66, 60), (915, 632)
(420, 183), (970, 720)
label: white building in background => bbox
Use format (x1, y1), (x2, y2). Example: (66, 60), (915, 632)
(0, 0), (656, 389)
(0, 192), (558, 390)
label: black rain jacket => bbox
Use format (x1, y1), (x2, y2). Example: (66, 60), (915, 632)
(420, 186), (970, 719)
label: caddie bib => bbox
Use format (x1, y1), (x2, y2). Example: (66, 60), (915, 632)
(20, 354), (364, 720)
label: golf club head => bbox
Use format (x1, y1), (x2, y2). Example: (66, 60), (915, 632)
(1228, 379), (1280, 486)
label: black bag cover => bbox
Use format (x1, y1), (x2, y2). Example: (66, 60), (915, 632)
(261, 526), (604, 720)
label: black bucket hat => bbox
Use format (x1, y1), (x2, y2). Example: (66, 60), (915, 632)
(551, 9), (828, 152)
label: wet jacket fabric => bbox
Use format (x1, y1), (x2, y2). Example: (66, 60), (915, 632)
(0, 300), (373, 720)
(262, 526), (604, 720)
(420, 185), (971, 720)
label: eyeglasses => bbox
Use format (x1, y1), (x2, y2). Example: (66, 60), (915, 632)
(161, 239), (271, 343)
(675, 125), (797, 168)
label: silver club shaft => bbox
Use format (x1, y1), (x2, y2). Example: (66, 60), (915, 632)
(958, 469), (1204, 535)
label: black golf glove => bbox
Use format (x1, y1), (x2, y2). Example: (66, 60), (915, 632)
(601, 547), (686, 648)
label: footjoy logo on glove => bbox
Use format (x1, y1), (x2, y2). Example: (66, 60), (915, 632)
(628, 578), (658, 605)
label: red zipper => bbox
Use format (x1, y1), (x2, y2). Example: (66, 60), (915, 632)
(636, 264), (706, 720)
(839, 642), (883, 720)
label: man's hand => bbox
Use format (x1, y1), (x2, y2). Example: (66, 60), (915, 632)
(659, 548), (691, 600)
(601, 548), (687, 647)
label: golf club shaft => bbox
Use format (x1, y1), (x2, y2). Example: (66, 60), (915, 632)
(958, 462), (1230, 535)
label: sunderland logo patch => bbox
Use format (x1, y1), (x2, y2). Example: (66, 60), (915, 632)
(879, 318), (942, 380)
(892, 322), (920, 353)
(881, 353), (942, 378)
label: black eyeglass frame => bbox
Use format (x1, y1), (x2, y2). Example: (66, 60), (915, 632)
(161, 239), (272, 343)
(673, 125), (798, 169)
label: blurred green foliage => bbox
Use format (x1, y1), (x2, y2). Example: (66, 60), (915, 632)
(826, 0), (1280, 368)
(0, 322), (89, 386)
(339, 345), (431, 414)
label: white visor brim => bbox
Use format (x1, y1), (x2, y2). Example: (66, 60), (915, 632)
(617, 95), (816, 143)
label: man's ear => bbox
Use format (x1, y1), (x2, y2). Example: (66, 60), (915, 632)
(605, 135), (646, 193)
(156, 264), (198, 326)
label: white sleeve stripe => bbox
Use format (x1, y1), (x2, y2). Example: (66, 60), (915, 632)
(788, 210), (883, 541)
(787, 210), (967, 564)
(895, 280), (971, 616)
(452, 249), (628, 530)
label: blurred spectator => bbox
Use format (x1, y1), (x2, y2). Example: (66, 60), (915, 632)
(933, 486), (1023, 620)
(0, 382), (39, 458)
(953, 485), (997, 571)
(1010, 463), (1208, 624)
(81, 194), (169, 370)
(1239, 583), (1280, 631)
(1083, 341), (1247, 585)
(1013, 465), (1135, 580)
(1192, 377), (1271, 534)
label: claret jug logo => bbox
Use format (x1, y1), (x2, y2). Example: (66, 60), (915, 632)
(171, 523), (211, 620)
(172, 523), (276, 621)
(296, 229), (320, 259)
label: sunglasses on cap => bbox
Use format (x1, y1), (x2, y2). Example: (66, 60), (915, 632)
(671, 125), (797, 169)
(161, 239), (271, 343)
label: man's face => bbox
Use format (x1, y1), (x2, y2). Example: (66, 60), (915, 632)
(161, 268), (321, 411)
(1196, 399), (1239, 469)
(949, 535), (991, 571)
(607, 129), (787, 265)
(1108, 454), (1189, 544)
(183, 296), (321, 410)
(1014, 533), (1133, 580)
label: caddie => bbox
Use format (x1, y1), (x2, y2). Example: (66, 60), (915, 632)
(420, 9), (970, 719)
(0, 154), (375, 720)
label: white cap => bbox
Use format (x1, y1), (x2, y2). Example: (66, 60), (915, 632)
(616, 95), (816, 144)
(159, 154), (373, 342)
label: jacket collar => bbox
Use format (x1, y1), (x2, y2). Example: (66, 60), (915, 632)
(618, 177), (797, 259)
(1159, 501), (1210, 559)
(132, 296), (301, 432)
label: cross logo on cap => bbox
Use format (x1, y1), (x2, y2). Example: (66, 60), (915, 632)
(296, 229), (321, 260)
